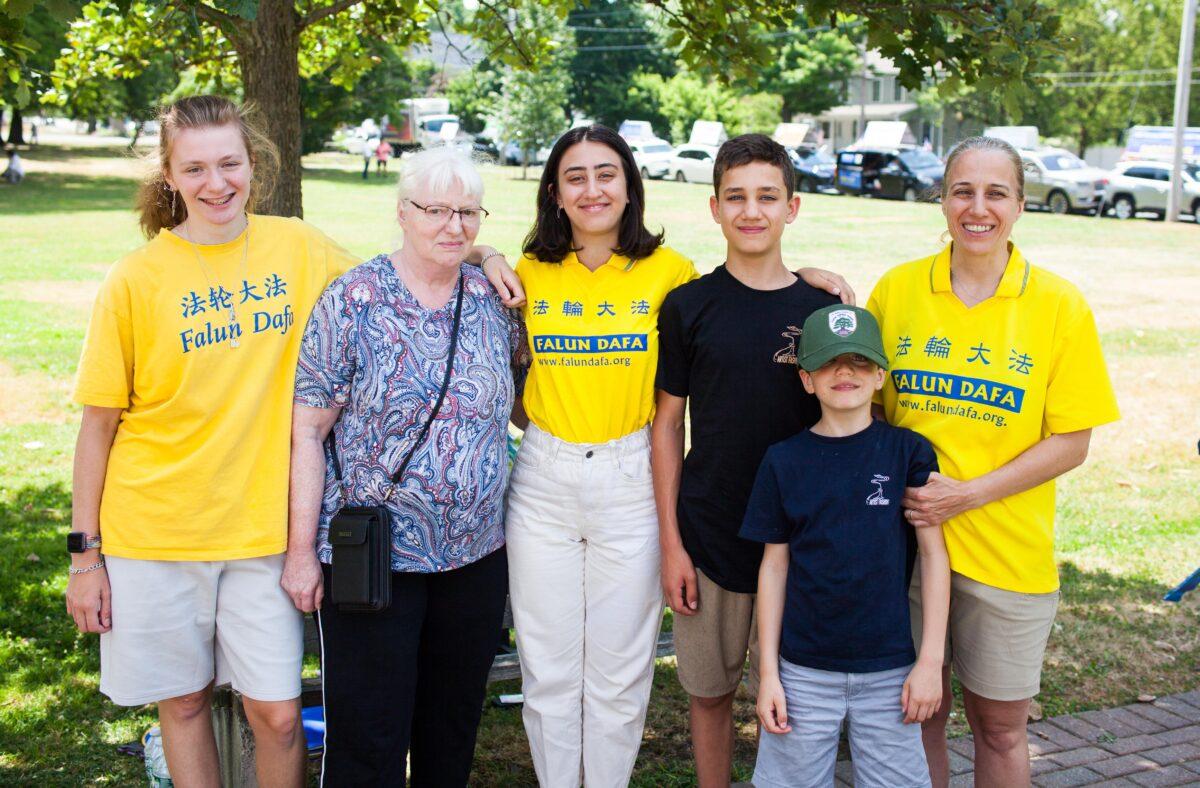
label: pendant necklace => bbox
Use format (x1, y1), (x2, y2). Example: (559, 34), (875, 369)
(182, 216), (251, 348)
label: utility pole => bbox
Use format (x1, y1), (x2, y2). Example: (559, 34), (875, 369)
(858, 37), (868, 144)
(1167, 0), (1197, 222)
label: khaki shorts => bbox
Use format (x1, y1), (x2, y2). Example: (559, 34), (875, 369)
(673, 568), (759, 698)
(100, 554), (304, 706)
(910, 559), (1059, 702)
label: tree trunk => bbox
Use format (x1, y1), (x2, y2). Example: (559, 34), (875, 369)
(237, 0), (303, 218)
(6, 106), (25, 146)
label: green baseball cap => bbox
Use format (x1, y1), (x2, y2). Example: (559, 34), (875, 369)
(799, 305), (889, 372)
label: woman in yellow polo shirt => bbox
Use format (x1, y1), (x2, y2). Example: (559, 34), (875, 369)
(505, 125), (850, 786)
(866, 135), (1119, 787)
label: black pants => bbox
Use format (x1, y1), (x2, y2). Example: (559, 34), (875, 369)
(316, 548), (508, 787)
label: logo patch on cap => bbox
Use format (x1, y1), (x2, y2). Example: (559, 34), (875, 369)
(828, 309), (857, 337)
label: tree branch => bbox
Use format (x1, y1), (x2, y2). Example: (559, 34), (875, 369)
(300, 0), (364, 31)
(474, 0), (534, 67)
(190, 1), (240, 33)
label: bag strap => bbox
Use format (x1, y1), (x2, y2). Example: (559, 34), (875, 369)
(326, 270), (466, 490)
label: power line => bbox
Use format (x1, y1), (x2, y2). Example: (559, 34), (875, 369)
(1050, 79), (1200, 88)
(1036, 67), (1198, 78)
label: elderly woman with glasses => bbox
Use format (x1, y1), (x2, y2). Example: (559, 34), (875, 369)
(287, 146), (528, 786)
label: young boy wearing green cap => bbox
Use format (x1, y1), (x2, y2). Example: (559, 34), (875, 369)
(740, 304), (951, 788)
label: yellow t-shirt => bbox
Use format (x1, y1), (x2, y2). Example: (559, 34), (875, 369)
(866, 244), (1119, 593)
(516, 246), (697, 443)
(73, 215), (356, 561)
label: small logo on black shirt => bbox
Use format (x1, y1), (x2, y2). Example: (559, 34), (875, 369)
(866, 474), (890, 506)
(773, 325), (803, 364)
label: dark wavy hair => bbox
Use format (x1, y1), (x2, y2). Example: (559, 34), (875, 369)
(521, 125), (664, 263)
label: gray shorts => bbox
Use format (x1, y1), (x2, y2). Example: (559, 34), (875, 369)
(753, 659), (931, 788)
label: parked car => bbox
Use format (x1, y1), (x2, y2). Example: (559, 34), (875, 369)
(628, 138), (674, 179)
(788, 146), (837, 193)
(666, 144), (718, 184)
(1102, 159), (1200, 220)
(835, 148), (943, 201)
(1019, 148), (1108, 214)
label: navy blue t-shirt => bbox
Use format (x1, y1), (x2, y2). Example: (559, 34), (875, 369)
(739, 419), (938, 674)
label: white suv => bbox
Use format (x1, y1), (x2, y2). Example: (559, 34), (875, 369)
(627, 138), (675, 180)
(1103, 160), (1200, 220)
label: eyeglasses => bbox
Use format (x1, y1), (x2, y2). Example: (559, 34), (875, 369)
(406, 200), (489, 225)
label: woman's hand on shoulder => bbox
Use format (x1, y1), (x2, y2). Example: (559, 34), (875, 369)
(473, 248), (525, 308)
(795, 267), (855, 305)
(66, 566), (112, 634)
(903, 472), (978, 528)
(281, 550), (324, 613)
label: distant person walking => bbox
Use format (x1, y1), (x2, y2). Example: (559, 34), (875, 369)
(3, 147), (24, 184)
(362, 135), (379, 180)
(375, 138), (392, 176)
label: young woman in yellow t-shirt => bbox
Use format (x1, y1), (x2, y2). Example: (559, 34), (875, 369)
(504, 125), (850, 785)
(65, 95), (357, 787)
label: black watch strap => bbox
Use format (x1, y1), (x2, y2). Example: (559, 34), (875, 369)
(67, 532), (102, 553)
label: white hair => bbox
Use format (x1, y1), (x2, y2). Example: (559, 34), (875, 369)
(396, 145), (484, 205)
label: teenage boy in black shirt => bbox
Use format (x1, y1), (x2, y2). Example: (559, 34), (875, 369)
(651, 133), (843, 786)
(741, 304), (949, 787)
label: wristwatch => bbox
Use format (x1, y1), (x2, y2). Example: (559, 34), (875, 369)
(67, 532), (102, 553)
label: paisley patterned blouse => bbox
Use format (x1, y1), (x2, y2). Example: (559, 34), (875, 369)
(295, 255), (527, 572)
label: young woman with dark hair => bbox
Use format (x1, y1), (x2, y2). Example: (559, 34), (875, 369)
(503, 125), (850, 785)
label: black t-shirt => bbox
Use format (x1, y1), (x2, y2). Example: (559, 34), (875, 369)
(740, 420), (938, 673)
(656, 265), (838, 593)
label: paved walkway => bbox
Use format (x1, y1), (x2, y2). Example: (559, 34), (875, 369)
(829, 691), (1200, 787)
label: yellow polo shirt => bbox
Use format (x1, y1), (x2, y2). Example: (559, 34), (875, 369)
(73, 216), (356, 561)
(516, 246), (696, 443)
(866, 244), (1119, 593)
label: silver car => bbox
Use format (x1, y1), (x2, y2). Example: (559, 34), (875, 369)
(1019, 148), (1109, 214)
(1103, 160), (1200, 220)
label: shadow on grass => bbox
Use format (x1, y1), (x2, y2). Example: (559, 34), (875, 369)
(0, 171), (136, 215)
(0, 482), (151, 784)
(2, 480), (1195, 784)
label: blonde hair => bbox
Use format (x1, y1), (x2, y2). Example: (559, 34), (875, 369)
(940, 135), (1026, 201)
(135, 95), (280, 238)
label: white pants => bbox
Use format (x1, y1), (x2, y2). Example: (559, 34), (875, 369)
(507, 423), (663, 788)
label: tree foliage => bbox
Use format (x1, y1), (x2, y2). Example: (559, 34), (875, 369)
(45, 0), (1066, 216)
(494, 6), (573, 179)
(566, 0), (674, 129)
(758, 20), (860, 119)
(628, 72), (781, 143)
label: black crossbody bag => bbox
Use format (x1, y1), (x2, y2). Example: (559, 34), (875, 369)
(325, 272), (464, 611)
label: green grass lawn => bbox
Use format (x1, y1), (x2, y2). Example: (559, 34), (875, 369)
(1, 138), (1198, 785)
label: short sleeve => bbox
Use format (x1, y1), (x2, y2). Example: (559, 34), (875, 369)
(655, 290), (690, 397)
(906, 433), (939, 488)
(312, 222), (358, 285)
(673, 255), (699, 289)
(865, 282), (887, 408)
(509, 309), (530, 397)
(73, 267), (136, 408)
(739, 452), (791, 544)
(294, 281), (356, 409)
(1044, 296), (1119, 433)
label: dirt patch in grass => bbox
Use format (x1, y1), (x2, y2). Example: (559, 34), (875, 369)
(6, 280), (100, 309)
(0, 361), (74, 426)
